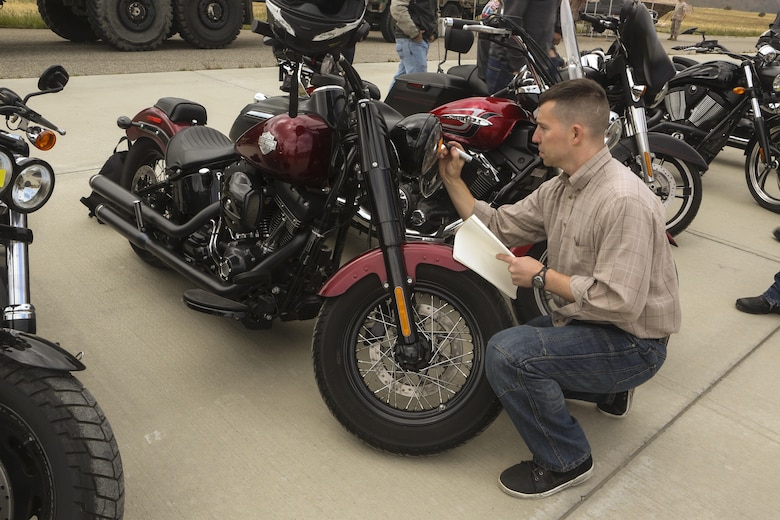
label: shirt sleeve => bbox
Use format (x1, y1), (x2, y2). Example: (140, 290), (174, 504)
(390, 0), (419, 39)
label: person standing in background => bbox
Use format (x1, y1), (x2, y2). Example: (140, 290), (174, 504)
(669, 0), (693, 41)
(485, 0), (558, 93)
(389, 0), (438, 90)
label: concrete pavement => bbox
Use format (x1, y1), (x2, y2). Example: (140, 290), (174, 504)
(4, 53), (780, 519)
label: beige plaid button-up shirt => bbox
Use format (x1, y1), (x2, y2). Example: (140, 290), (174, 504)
(473, 146), (681, 339)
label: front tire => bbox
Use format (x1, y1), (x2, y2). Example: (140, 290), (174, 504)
(621, 149), (702, 236)
(0, 358), (124, 519)
(745, 123), (780, 212)
(313, 265), (513, 455)
(174, 0), (244, 49)
(87, 0), (172, 51)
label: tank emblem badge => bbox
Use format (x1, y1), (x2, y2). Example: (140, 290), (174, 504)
(258, 132), (277, 155)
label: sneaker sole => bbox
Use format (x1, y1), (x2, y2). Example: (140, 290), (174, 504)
(597, 390), (634, 419)
(498, 464), (594, 499)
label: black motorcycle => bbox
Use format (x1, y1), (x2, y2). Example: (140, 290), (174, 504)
(88, 16), (514, 455)
(0, 66), (124, 519)
(649, 13), (780, 212)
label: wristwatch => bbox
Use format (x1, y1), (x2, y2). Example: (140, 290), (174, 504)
(532, 266), (549, 289)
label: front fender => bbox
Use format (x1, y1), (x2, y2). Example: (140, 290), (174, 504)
(0, 328), (85, 372)
(612, 132), (709, 172)
(319, 243), (467, 297)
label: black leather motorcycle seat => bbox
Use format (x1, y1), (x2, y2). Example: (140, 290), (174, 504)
(447, 65), (489, 97)
(166, 125), (238, 173)
(155, 97), (207, 125)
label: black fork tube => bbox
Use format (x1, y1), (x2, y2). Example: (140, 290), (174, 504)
(355, 99), (419, 346)
(745, 61), (775, 166)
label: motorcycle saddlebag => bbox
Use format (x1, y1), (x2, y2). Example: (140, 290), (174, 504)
(386, 72), (476, 116)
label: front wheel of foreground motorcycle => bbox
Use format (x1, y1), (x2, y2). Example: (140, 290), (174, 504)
(0, 358), (124, 519)
(121, 138), (170, 268)
(313, 264), (512, 455)
(745, 123), (780, 213)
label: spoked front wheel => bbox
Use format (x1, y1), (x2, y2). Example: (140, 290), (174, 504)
(745, 123), (780, 212)
(313, 265), (513, 455)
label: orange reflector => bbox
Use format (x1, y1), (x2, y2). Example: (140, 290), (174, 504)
(146, 115), (163, 124)
(643, 152), (653, 179)
(34, 130), (57, 151)
(733, 86), (746, 95)
(394, 286), (412, 337)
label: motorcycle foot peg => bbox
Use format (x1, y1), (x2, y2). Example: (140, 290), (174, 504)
(182, 289), (248, 319)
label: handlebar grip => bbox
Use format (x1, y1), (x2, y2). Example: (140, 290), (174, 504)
(442, 17), (474, 30)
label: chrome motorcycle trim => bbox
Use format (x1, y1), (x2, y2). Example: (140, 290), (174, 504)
(5, 212), (29, 312)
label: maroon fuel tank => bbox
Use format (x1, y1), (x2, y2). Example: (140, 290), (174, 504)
(234, 112), (333, 187)
(431, 97), (535, 153)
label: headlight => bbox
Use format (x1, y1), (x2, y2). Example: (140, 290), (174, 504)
(9, 157), (55, 213)
(773, 73), (780, 94)
(0, 151), (14, 195)
(389, 114), (443, 195)
(758, 44), (779, 63)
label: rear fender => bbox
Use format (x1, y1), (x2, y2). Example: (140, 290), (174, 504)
(0, 329), (85, 372)
(319, 243), (467, 297)
(612, 132), (709, 171)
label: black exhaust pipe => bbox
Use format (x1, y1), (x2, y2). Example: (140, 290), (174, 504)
(89, 174), (219, 238)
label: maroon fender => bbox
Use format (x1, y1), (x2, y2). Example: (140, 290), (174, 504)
(319, 243), (467, 297)
(127, 106), (199, 151)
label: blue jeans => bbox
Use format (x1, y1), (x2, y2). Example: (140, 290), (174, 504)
(485, 316), (667, 472)
(390, 38), (429, 90)
(763, 270), (780, 306)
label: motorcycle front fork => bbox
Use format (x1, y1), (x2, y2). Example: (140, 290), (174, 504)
(745, 63), (779, 169)
(355, 98), (424, 362)
(625, 104), (656, 187)
(2, 210), (35, 333)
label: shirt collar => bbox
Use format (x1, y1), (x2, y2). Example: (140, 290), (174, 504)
(562, 146), (612, 191)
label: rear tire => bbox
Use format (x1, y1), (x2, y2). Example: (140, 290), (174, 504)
(0, 358), (124, 519)
(87, 0), (172, 51)
(174, 0), (244, 49)
(37, 0), (100, 42)
(121, 138), (170, 267)
(313, 265), (512, 455)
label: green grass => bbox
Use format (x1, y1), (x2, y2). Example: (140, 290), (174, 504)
(0, 0), (47, 29)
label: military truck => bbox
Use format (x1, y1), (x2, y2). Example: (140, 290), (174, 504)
(33, 0), (254, 51)
(367, 0), (488, 42)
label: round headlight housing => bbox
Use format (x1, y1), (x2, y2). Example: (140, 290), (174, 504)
(0, 151), (15, 196)
(389, 114), (443, 197)
(9, 157), (55, 213)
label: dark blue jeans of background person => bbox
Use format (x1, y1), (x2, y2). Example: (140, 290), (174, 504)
(763, 271), (780, 306)
(485, 315), (668, 472)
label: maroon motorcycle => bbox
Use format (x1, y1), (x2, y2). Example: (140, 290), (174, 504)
(86, 5), (513, 456)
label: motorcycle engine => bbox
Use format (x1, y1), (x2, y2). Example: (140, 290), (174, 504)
(664, 85), (739, 130)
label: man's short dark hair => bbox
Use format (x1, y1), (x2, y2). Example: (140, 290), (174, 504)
(539, 78), (610, 136)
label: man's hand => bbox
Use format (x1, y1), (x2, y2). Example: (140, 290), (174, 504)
(412, 31), (424, 43)
(496, 254), (543, 288)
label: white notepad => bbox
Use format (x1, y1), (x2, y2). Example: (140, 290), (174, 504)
(452, 216), (517, 299)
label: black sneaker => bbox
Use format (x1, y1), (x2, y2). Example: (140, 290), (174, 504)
(597, 389), (634, 418)
(499, 457), (594, 499)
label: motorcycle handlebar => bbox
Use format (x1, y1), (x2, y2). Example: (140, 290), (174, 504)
(441, 17), (512, 36)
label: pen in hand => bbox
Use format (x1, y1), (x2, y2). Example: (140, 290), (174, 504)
(441, 141), (473, 163)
